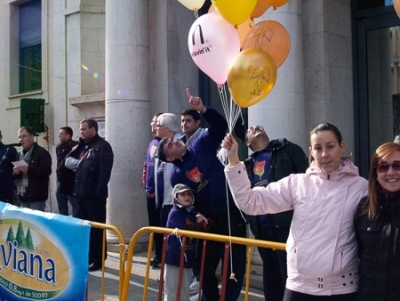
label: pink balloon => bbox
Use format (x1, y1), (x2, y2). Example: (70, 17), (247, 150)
(188, 13), (240, 86)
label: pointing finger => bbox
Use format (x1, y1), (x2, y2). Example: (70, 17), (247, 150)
(186, 88), (192, 100)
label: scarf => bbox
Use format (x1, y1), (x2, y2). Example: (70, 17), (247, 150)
(15, 145), (34, 197)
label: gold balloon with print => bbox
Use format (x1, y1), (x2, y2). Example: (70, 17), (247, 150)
(228, 48), (277, 108)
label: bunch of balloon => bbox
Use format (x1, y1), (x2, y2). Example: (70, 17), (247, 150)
(228, 18), (290, 108)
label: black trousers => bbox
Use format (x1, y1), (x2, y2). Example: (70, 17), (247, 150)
(146, 194), (162, 260)
(201, 208), (247, 301)
(76, 196), (107, 265)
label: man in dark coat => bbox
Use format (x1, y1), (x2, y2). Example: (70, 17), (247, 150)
(67, 119), (114, 272)
(0, 130), (18, 204)
(56, 126), (78, 216)
(13, 126), (52, 211)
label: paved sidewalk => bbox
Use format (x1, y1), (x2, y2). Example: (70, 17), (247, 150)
(87, 252), (265, 301)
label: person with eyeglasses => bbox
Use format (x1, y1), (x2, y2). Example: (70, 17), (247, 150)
(354, 142), (400, 300)
(243, 125), (308, 301)
(13, 126), (52, 211)
(142, 113), (164, 269)
(222, 122), (368, 301)
(0, 130), (18, 204)
(153, 113), (182, 235)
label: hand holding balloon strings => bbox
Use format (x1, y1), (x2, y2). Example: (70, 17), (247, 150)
(221, 133), (240, 167)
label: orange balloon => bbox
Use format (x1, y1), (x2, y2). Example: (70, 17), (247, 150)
(394, 0), (400, 18)
(227, 48), (277, 108)
(236, 18), (255, 48)
(251, 0), (271, 18)
(242, 20), (290, 68)
(266, 0), (289, 8)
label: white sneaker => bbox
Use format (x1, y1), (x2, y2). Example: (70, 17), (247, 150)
(189, 293), (199, 301)
(189, 278), (200, 295)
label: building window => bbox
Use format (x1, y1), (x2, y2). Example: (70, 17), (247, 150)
(19, 0), (42, 93)
(97, 119), (106, 138)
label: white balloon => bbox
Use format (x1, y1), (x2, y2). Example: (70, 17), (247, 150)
(187, 13), (240, 85)
(177, 0), (205, 11)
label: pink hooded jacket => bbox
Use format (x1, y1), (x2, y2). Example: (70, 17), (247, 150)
(225, 159), (368, 296)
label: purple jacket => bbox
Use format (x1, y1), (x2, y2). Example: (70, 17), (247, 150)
(165, 206), (197, 267)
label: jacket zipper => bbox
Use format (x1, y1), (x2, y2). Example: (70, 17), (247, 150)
(394, 228), (398, 255)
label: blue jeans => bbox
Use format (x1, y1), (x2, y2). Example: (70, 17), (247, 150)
(56, 181), (78, 216)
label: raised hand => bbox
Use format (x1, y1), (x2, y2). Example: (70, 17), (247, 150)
(186, 88), (206, 113)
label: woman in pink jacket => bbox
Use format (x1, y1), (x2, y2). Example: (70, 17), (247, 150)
(222, 122), (368, 301)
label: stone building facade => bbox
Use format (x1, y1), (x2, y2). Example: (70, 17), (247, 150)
(0, 1), (398, 277)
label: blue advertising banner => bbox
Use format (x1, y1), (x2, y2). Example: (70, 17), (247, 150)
(0, 202), (90, 300)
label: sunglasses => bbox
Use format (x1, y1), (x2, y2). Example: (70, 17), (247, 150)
(376, 161), (400, 173)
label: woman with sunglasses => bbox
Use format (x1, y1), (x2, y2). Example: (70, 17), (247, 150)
(222, 122), (368, 301)
(354, 142), (400, 301)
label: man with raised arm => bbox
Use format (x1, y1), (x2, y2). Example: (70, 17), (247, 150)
(156, 89), (246, 301)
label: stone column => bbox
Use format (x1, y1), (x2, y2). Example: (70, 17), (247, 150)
(105, 0), (149, 247)
(249, 1), (306, 150)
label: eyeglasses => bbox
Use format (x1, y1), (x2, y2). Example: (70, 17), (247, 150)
(376, 161), (400, 173)
(18, 134), (31, 139)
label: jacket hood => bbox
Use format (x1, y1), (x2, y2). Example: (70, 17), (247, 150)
(306, 159), (360, 180)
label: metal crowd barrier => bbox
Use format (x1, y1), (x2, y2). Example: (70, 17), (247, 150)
(120, 226), (286, 301)
(89, 221), (127, 301)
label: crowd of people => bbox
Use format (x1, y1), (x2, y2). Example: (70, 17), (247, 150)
(144, 88), (400, 301)
(1, 88), (400, 300)
(0, 119), (114, 272)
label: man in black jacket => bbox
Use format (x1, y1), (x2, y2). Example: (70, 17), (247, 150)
(0, 130), (18, 204)
(56, 126), (78, 216)
(69, 119), (114, 272)
(244, 125), (308, 301)
(13, 126), (52, 211)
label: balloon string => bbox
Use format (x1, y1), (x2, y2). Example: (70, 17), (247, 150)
(217, 83), (240, 282)
(225, 177), (237, 282)
(217, 83), (241, 165)
(218, 84), (241, 134)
